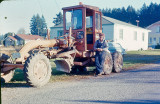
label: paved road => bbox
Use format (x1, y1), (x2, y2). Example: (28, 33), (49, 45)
(2, 62), (160, 104)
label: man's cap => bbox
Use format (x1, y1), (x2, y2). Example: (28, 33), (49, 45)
(99, 33), (105, 36)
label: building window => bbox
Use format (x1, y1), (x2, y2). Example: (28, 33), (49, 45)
(57, 30), (63, 37)
(157, 26), (160, 33)
(134, 31), (137, 41)
(142, 33), (145, 41)
(159, 37), (160, 44)
(154, 37), (156, 42)
(149, 37), (152, 43)
(119, 29), (123, 40)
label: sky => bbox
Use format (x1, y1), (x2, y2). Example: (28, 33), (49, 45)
(0, 0), (160, 35)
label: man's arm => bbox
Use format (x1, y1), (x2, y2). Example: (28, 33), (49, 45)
(94, 40), (98, 51)
(102, 40), (109, 51)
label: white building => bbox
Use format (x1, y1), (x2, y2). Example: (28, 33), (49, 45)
(50, 24), (63, 39)
(50, 16), (150, 51)
(102, 16), (150, 51)
(146, 21), (160, 48)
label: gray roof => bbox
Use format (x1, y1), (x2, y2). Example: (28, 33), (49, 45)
(50, 16), (149, 31)
(102, 16), (149, 31)
(146, 21), (160, 29)
(50, 23), (63, 28)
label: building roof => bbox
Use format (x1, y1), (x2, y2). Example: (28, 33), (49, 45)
(51, 24), (63, 28)
(50, 16), (149, 31)
(146, 21), (160, 29)
(102, 16), (149, 31)
(16, 34), (44, 40)
(8, 36), (17, 41)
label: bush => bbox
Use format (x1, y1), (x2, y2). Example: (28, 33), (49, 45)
(155, 44), (160, 49)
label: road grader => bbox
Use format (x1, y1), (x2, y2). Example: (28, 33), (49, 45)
(0, 3), (123, 87)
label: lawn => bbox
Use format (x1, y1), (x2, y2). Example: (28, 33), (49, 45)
(123, 50), (160, 70)
(1, 49), (160, 87)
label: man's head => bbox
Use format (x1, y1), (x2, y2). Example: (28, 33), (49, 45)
(99, 33), (105, 41)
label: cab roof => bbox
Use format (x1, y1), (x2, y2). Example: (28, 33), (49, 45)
(62, 3), (99, 11)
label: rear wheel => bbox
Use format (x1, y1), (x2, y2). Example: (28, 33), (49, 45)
(103, 52), (113, 75)
(112, 52), (123, 73)
(24, 53), (51, 87)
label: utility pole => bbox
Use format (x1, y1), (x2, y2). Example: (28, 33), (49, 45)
(136, 16), (140, 27)
(136, 20), (139, 27)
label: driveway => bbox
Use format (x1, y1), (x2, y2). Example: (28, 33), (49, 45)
(2, 61), (160, 104)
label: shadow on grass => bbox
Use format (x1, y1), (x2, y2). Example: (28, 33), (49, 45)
(1, 69), (30, 88)
(123, 54), (160, 64)
(1, 67), (94, 88)
(1, 83), (30, 88)
(51, 67), (67, 75)
(11, 69), (25, 81)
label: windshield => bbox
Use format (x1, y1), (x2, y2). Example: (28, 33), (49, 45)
(65, 9), (82, 30)
(96, 13), (101, 30)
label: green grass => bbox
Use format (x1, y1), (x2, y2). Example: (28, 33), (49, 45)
(1, 50), (160, 87)
(123, 50), (160, 70)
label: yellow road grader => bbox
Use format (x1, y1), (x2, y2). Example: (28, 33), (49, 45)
(0, 3), (123, 87)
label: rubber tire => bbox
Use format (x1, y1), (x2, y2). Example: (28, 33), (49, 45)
(103, 52), (113, 75)
(112, 52), (123, 73)
(23, 53), (51, 87)
(1, 70), (14, 83)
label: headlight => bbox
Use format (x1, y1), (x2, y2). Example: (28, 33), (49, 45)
(77, 31), (84, 39)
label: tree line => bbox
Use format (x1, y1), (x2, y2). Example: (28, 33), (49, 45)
(101, 2), (160, 27)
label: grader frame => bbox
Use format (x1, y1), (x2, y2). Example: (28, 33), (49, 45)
(1, 3), (123, 87)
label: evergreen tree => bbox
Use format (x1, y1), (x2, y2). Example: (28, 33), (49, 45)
(41, 15), (47, 37)
(30, 14), (47, 38)
(126, 5), (138, 25)
(53, 12), (63, 26)
(17, 28), (26, 34)
(139, 3), (148, 27)
(101, 2), (160, 27)
(0, 34), (4, 45)
(4, 32), (14, 38)
(30, 15), (37, 35)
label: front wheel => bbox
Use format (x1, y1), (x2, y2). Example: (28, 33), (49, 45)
(23, 53), (51, 87)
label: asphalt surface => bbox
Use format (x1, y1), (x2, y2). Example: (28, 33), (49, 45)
(2, 61), (160, 104)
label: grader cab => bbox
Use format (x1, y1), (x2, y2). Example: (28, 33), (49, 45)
(1, 3), (123, 87)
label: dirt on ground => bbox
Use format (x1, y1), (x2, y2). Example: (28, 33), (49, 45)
(1, 61), (160, 104)
(0, 46), (22, 55)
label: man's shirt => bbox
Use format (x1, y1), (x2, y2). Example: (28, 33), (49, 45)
(94, 39), (108, 51)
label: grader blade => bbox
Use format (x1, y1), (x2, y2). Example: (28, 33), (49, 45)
(54, 59), (72, 73)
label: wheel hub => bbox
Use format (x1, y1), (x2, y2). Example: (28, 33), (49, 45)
(33, 59), (47, 81)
